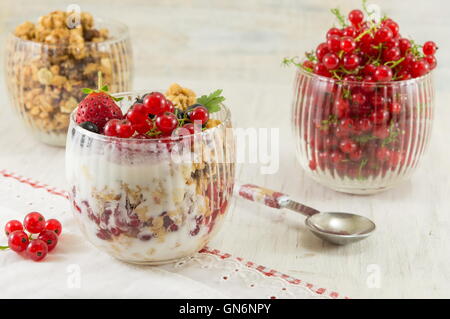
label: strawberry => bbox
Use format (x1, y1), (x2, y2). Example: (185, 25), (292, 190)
(75, 72), (124, 131)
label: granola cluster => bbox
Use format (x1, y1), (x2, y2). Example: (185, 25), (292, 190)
(165, 83), (197, 110)
(6, 10), (131, 144)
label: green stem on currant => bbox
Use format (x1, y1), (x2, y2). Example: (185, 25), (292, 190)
(0, 245), (9, 250)
(282, 56), (301, 68)
(362, 0), (374, 17)
(330, 8), (347, 27)
(385, 57), (405, 68)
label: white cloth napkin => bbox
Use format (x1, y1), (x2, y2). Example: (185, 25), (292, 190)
(0, 170), (339, 299)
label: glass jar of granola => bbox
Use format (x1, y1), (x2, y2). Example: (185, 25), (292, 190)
(4, 11), (133, 146)
(66, 90), (236, 265)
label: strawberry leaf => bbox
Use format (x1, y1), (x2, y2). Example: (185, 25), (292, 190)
(197, 89), (225, 113)
(101, 85), (109, 92)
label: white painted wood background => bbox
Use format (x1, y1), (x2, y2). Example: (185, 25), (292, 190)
(1, 0), (449, 298)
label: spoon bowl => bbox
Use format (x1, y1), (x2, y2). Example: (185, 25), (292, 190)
(305, 212), (376, 245)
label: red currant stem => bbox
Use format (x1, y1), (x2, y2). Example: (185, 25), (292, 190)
(408, 40), (425, 59)
(0, 245), (9, 250)
(330, 8), (347, 27)
(355, 23), (378, 42)
(358, 158), (369, 178)
(282, 56), (301, 68)
(385, 57), (405, 68)
(330, 70), (343, 80)
(146, 129), (163, 137)
(305, 51), (317, 62)
(362, 0), (375, 17)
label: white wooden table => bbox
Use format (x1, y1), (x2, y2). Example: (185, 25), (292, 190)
(1, 0), (449, 298)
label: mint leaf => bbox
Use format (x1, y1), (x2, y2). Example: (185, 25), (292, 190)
(197, 89), (225, 113)
(82, 88), (93, 94)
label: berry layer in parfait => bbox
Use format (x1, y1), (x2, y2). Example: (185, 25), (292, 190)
(286, 2), (437, 194)
(65, 82), (235, 264)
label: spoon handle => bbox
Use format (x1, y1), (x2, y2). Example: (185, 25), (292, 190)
(234, 183), (320, 217)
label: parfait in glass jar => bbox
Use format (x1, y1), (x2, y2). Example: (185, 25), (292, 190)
(66, 83), (235, 264)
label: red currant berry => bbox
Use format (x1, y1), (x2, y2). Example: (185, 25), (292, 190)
(363, 64), (377, 76)
(322, 53), (340, 70)
(182, 123), (195, 134)
(326, 27), (342, 39)
(340, 36), (356, 53)
(343, 75), (357, 82)
(411, 60), (430, 78)
(383, 20), (400, 37)
(23, 212), (45, 234)
(38, 230), (58, 252)
(376, 147), (392, 162)
(423, 41), (437, 56)
(133, 119), (153, 135)
(155, 112), (178, 134)
(385, 38), (399, 49)
(126, 104), (148, 124)
(349, 149), (363, 162)
(334, 98), (350, 118)
(370, 109), (390, 125)
(342, 26), (357, 38)
(309, 159), (317, 171)
(5, 220), (23, 236)
(189, 106), (210, 125)
(374, 26), (393, 44)
(389, 151), (402, 167)
(348, 9), (364, 27)
(116, 119), (135, 138)
(171, 127), (192, 139)
(383, 47), (401, 62)
(161, 99), (175, 114)
(373, 126), (390, 139)
(374, 65), (393, 82)
(313, 63), (332, 77)
(143, 92), (167, 115)
(44, 219), (62, 236)
(389, 102), (402, 115)
(26, 239), (48, 262)
(104, 119), (120, 137)
(398, 38), (412, 54)
(327, 35), (341, 53)
(342, 53), (361, 70)
(361, 76), (376, 93)
(397, 70), (412, 81)
(316, 42), (330, 61)
(339, 139), (358, 154)
(355, 118), (373, 132)
(351, 92), (366, 106)
(370, 94), (387, 107)
(8, 230), (29, 253)
(339, 118), (355, 134)
(425, 55), (437, 70)
(330, 151), (344, 164)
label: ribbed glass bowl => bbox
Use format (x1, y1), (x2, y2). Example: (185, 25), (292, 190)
(65, 91), (236, 264)
(4, 19), (133, 147)
(292, 67), (434, 194)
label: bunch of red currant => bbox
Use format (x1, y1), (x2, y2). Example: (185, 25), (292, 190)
(103, 92), (210, 139)
(1, 212), (62, 261)
(285, 5), (438, 81)
(287, 2), (438, 181)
